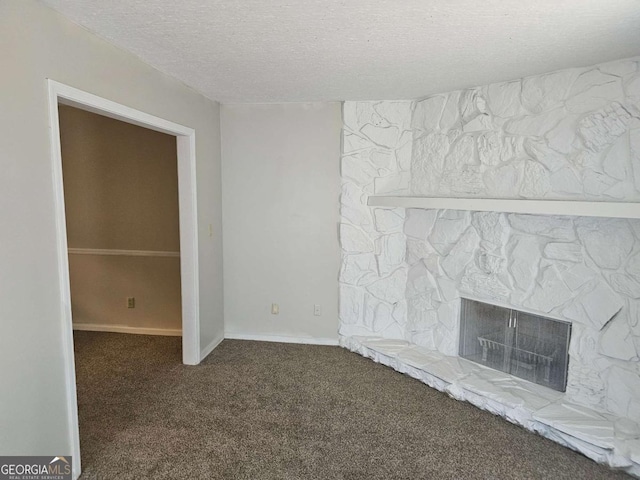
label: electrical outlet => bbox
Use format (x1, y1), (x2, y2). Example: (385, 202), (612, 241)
(314, 304), (322, 316)
(271, 303), (279, 315)
(127, 297), (135, 309)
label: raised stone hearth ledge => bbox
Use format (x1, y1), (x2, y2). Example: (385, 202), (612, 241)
(367, 196), (640, 220)
(341, 335), (640, 477)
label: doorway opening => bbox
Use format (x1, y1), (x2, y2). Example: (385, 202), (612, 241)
(47, 80), (201, 479)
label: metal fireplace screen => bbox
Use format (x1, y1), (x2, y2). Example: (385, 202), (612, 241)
(459, 298), (571, 392)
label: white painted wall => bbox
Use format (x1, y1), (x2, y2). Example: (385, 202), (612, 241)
(221, 103), (342, 343)
(0, 0), (223, 459)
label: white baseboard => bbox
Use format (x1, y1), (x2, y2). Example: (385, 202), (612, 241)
(224, 332), (339, 346)
(200, 333), (225, 361)
(73, 323), (182, 336)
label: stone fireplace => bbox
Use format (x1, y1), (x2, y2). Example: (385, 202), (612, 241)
(339, 56), (640, 475)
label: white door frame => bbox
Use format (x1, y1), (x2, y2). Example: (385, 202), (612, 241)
(46, 79), (201, 479)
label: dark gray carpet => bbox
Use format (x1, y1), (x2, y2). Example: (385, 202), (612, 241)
(74, 332), (630, 479)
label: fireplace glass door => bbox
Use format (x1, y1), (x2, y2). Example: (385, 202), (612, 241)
(459, 298), (571, 392)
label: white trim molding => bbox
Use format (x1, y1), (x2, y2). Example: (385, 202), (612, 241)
(68, 248), (180, 258)
(200, 333), (225, 362)
(47, 79), (202, 480)
(225, 333), (339, 346)
(73, 323), (182, 336)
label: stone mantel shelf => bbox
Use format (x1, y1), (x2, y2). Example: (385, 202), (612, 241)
(367, 196), (640, 220)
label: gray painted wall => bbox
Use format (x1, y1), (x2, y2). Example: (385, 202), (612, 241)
(221, 103), (342, 342)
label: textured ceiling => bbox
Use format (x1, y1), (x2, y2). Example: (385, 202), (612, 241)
(42, 0), (640, 103)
